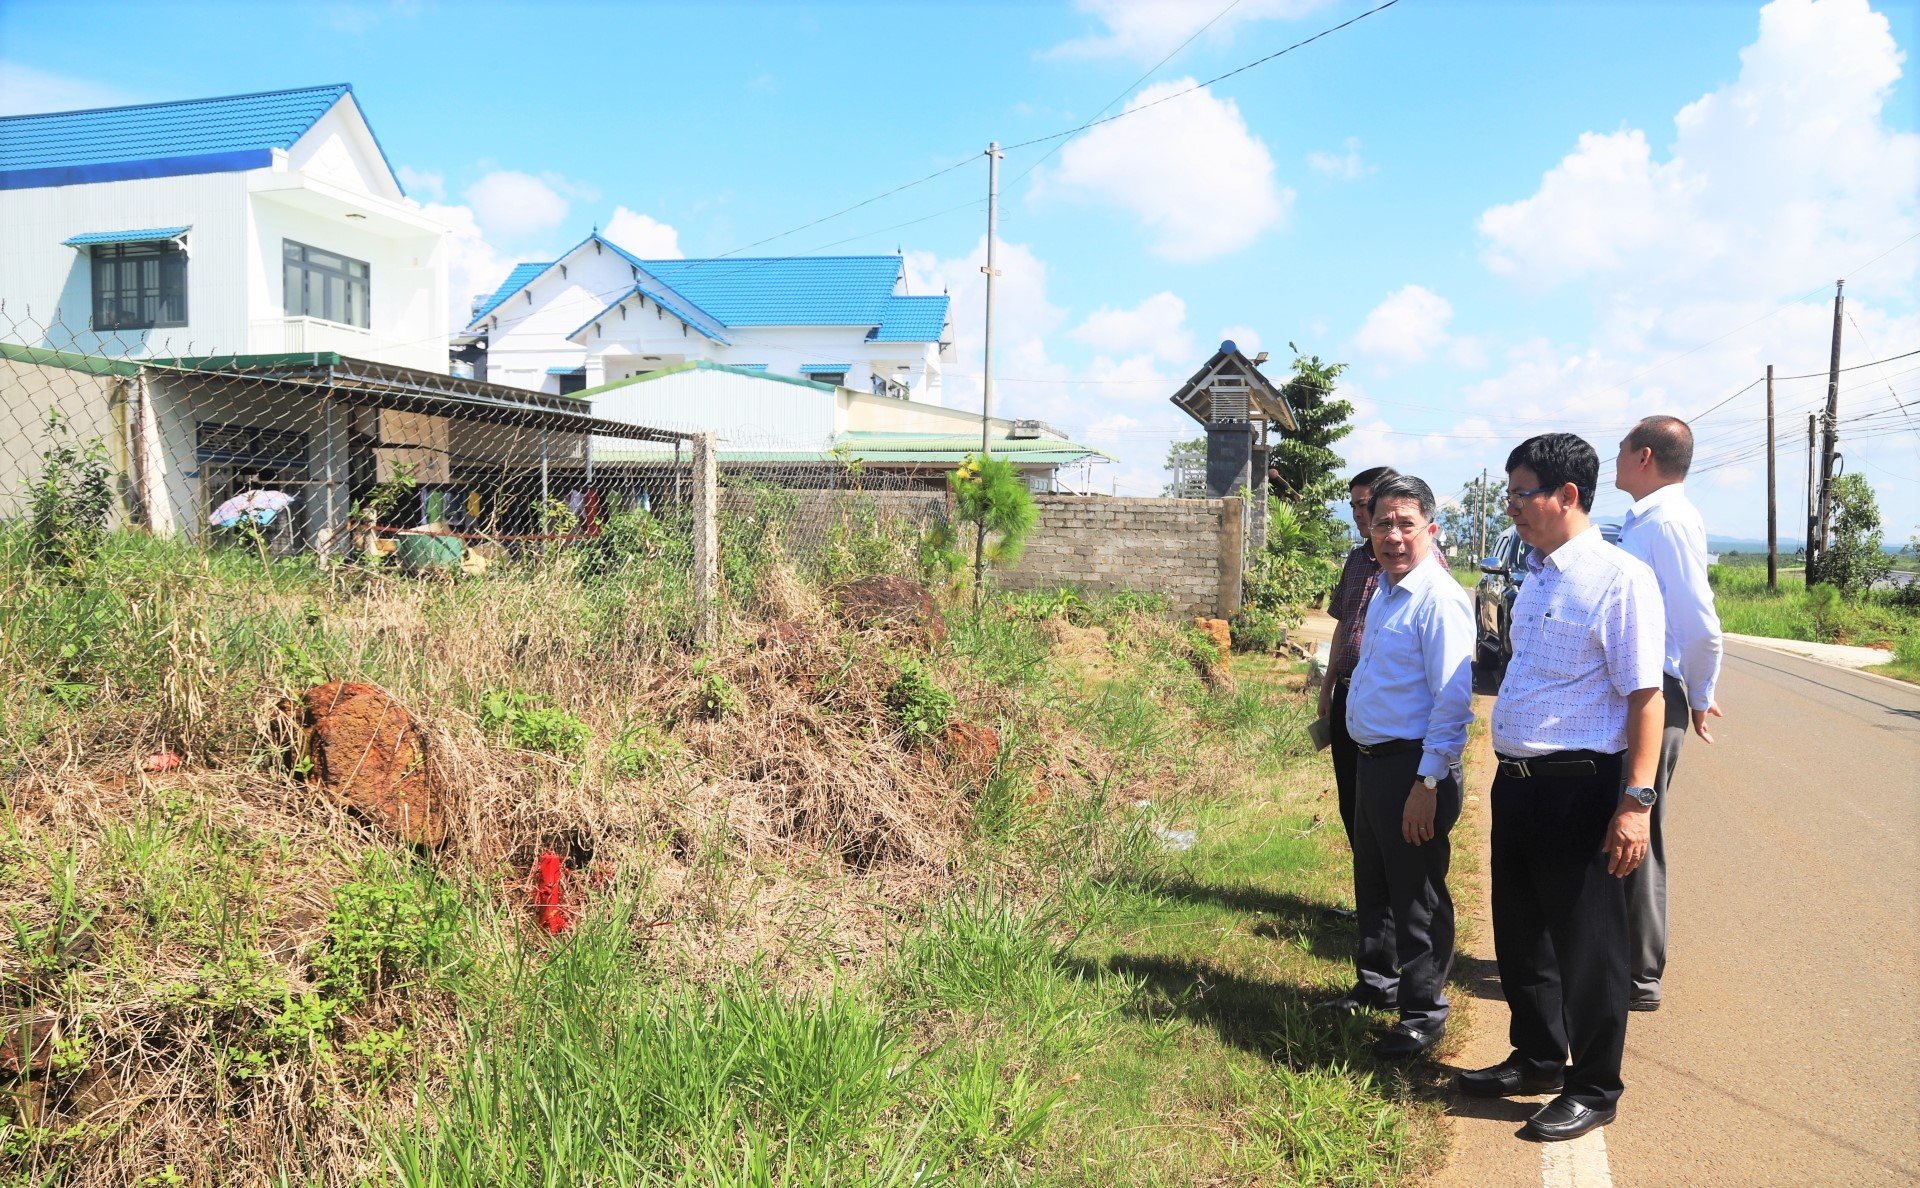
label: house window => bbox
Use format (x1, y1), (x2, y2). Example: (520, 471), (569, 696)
(283, 240), (370, 328)
(557, 371), (587, 395)
(809, 371), (847, 386)
(91, 242), (188, 330)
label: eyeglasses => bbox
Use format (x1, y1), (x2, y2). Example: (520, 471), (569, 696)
(1504, 485), (1554, 508)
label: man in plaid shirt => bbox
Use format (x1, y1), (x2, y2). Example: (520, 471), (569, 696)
(1316, 465), (1400, 1012)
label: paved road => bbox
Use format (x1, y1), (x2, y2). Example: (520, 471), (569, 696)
(1431, 641), (1920, 1187)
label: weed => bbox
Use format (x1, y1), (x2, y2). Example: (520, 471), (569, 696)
(886, 656), (954, 743)
(478, 690), (591, 758)
(312, 867), (459, 1007)
(27, 410), (116, 577)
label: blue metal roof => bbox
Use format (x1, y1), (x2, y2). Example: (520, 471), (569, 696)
(734, 363), (769, 371)
(471, 262), (551, 324)
(0, 84), (375, 191)
(545, 366), (586, 376)
(62, 225), (191, 247)
(798, 363), (852, 374)
(637, 255), (902, 327)
(871, 295), (949, 343)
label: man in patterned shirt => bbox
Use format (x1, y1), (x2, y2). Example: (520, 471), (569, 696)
(1315, 465), (1399, 1013)
(1456, 433), (1665, 1143)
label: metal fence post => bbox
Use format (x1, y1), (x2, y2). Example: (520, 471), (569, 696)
(692, 431), (718, 645)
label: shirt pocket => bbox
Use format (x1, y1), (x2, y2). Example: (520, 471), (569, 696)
(1530, 612), (1592, 679)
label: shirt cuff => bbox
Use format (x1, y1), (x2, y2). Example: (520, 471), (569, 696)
(1417, 751), (1452, 782)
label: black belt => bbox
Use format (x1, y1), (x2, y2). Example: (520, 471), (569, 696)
(1355, 738), (1422, 758)
(1495, 750), (1611, 780)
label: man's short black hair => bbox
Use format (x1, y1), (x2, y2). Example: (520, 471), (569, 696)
(1368, 473), (1436, 522)
(1626, 415), (1694, 478)
(1506, 433), (1599, 512)
(1350, 466), (1398, 492)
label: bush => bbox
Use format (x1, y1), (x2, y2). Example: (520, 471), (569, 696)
(479, 690), (591, 758)
(28, 411), (115, 576)
(887, 657), (955, 742)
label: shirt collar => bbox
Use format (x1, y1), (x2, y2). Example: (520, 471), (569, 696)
(1379, 552), (1443, 597)
(1530, 524), (1604, 572)
(1627, 482), (1686, 520)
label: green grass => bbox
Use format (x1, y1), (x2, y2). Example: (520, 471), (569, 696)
(1708, 564), (1919, 651)
(2, 522), (1441, 1185)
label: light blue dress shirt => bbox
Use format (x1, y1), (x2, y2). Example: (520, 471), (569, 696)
(1491, 526), (1666, 758)
(1345, 554), (1476, 782)
(1619, 483), (1723, 711)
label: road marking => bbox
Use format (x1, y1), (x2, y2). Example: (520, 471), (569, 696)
(1539, 1129), (1614, 1188)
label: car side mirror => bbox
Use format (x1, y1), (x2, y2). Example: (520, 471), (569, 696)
(1480, 556), (1509, 576)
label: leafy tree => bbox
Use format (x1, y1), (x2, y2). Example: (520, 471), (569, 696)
(1813, 473), (1891, 598)
(1267, 346), (1353, 516)
(1161, 437), (1206, 497)
(1441, 475), (1510, 558)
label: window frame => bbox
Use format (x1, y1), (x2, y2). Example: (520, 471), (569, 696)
(282, 239), (371, 329)
(90, 241), (189, 331)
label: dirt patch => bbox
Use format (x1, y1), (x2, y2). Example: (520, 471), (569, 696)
(829, 576), (946, 644)
(939, 720), (1001, 788)
(1039, 617), (1113, 680)
(301, 681), (448, 848)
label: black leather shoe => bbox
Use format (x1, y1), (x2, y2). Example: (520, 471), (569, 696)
(1524, 1095), (1616, 1142)
(1628, 997), (1662, 1012)
(1372, 1023), (1444, 1060)
(1454, 1058), (1565, 1098)
(1312, 990), (1397, 1015)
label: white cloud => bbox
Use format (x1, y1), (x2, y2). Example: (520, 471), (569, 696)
(1070, 291), (1194, 363)
(1353, 285), (1454, 364)
(1448, 0), (1920, 537)
(465, 170), (573, 240)
(1049, 0), (1337, 60)
(0, 62), (136, 115)
(603, 207), (684, 259)
(396, 166), (445, 202)
(1040, 79), (1289, 261)
(416, 201), (518, 328)
(1307, 137), (1375, 180)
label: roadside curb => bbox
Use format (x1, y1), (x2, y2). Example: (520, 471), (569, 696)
(1723, 634), (1914, 691)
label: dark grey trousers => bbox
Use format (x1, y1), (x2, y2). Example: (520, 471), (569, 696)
(1623, 673), (1688, 1004)
(1352, 745), (1459, 1033)
(1332, 682), (1399, 1003)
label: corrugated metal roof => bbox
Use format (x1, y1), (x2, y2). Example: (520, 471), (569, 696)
(579, 359), (835, 397)
(592, 430), (1102, 468)
(871, 295), (949, 343)
(798, 363), (852, 374)
(734, 363), (769, 371)
(61, 225), (191, 247)
(0, 84), (361, 190)
(837, 432), (1106, 459)
(545, 366), (586, 376)
(637, 255), (902, 327)
(471, 262), (552, 324)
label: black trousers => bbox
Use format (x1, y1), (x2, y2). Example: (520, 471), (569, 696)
(1330, 682), (1398, 1001)
(1353, 745), (1459, 1033)
(1491, 749), (1631, 1109)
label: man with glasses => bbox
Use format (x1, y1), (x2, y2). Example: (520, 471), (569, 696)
(1338, 473), (1475, 1058)
(1315, 465), (1400, 1013)
(1457, 434), (1665, 1143)
(1614, 415), (1723, 1014)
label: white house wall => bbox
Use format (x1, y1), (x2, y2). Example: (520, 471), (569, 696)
(0, 173), (250, 355)
(587, 369), (838, 455)
(283, 97), (403, 202)
(480, 248), (642, 392)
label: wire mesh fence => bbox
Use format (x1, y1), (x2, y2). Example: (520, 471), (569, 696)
(1, 310), (983, 731)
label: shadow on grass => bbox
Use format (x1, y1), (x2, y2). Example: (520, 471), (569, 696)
(1123, 875), (1357, 966)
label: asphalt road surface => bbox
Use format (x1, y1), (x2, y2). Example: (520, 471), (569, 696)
(1432, 640), (1920, 1187)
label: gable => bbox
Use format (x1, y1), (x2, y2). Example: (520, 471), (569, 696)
(283, 92), (402, 199)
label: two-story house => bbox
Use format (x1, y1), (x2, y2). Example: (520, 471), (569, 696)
(0, 83), (451, 370)
(453, 233), (949, 402)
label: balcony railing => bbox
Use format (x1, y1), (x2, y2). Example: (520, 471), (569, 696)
(249, 317), (439, 370)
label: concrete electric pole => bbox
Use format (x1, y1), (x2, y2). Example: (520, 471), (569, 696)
(1811, 279), (1845, 574)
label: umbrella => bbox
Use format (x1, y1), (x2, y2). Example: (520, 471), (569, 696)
(209, 489), (295, 528)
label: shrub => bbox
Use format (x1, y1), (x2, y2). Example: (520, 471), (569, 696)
(28, 411), (115, 576)
(887, 658), (955, 743)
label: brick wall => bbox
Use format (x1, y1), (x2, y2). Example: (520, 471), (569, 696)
(723, 488), (1245, 617)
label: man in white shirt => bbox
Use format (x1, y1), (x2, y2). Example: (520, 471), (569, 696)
(1614, 415), (1724, 1013)
(1332, 473), (1476, 1060)
(1456, 433), (1665, 1144)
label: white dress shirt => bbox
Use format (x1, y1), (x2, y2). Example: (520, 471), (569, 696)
(1491, 526), (1666, 758)
(1619, 483), (1723, 710)
(1346, 554), (1477, 781)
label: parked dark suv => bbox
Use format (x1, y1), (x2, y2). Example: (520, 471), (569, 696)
(1474, 523), (1622, 674)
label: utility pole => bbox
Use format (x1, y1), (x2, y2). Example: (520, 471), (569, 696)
(1811, 279), (1844, 573)
(973, 142), (1003, 596)
(1765, 364), (1777, 591)
(1804, 411), (1817, 588)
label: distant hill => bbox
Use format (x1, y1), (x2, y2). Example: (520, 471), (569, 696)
(1708, 537), (1804, 554)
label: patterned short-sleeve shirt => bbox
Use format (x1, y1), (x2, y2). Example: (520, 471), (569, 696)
(1490, 526), (1666, 758)
(1327, 542), (1380, 685)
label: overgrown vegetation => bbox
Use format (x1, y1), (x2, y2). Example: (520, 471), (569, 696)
(1707, 556), (1919, 682)
(2, 432), (1442, 1185)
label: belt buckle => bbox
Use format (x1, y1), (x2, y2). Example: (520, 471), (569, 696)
(1508, 758), (1531, 779)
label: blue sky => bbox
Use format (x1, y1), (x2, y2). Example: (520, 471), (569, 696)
(3, 0), (1915, 540)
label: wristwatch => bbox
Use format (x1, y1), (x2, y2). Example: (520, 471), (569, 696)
(1624, 785), (1657, 807)
(1419, 775), (1439, 791)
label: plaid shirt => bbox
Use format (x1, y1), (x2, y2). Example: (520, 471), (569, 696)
(1326, 542), (1380, 685)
